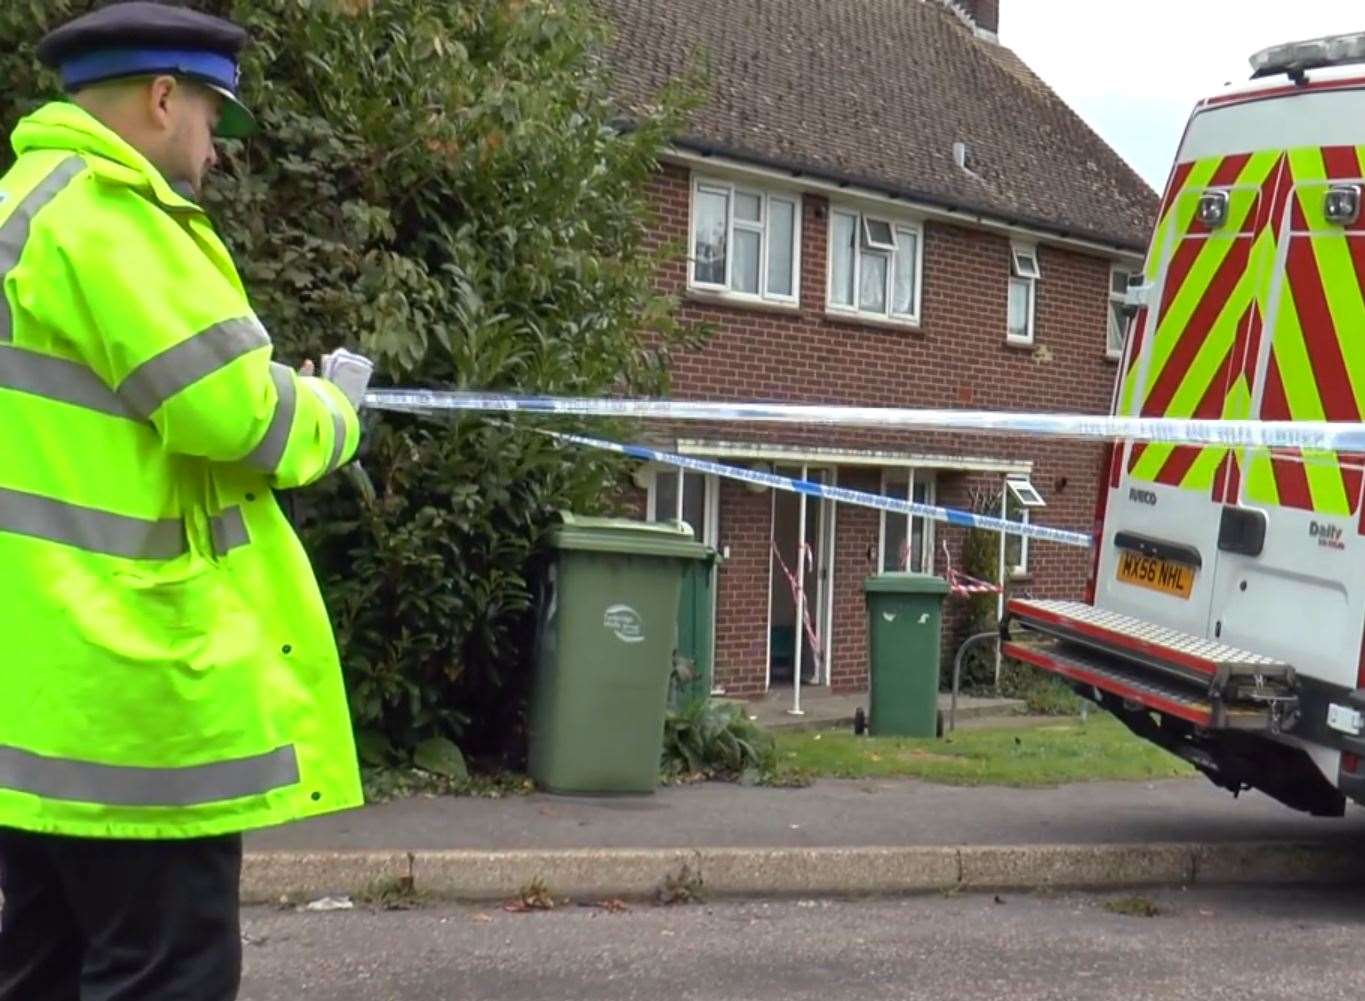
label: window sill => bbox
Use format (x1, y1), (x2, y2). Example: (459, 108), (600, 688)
(685, 287), (801, 316)
(1104, 350), (1122, 363)
(823, 308), (922, 333)
(1004, 337), (1035, 351)
(1008, 570), (1033, 582)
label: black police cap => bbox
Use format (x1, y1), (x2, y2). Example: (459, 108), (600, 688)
(36, 2), (255, 138)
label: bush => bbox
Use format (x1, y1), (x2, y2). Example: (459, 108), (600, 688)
(996, 659), (1085, 716)
(661, 699), (777, 783)
(0, 0), (702, 764)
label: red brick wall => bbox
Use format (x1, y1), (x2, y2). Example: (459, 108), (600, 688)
(829, 467), (881, 691)
(639, 161), (1123, 695)
(711, 479), (772, 697)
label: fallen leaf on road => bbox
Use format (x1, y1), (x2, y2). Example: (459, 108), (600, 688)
(470, 913), (495, 923)
(579, 899), (630, 913)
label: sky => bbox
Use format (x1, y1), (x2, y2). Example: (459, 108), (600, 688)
(1002, 2), (1362, 192)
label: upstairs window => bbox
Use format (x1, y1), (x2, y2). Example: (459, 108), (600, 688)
(1108, 266), (1137, 359)
(1007, 242), (1039, 345)
(691, 178), (800, 304)
(828, 208), (922, 325)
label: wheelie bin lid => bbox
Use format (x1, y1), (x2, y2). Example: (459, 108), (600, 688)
(548, 512), (712, 560)
(863, 573), (950, 595)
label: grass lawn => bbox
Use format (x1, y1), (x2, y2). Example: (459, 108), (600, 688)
(773, 713), (1195, 787)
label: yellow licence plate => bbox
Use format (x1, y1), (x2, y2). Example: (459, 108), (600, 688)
(1116, 550), (1195, 599)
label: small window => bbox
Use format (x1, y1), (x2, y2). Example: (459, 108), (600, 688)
(1108, 266), (1136, 359)
(1005, 475), (1045, 508)
(1011, 245), (1041, 281)
(1003, 475), (1043, 577)
(880, 470), (936, 574)
(690, 177), (800, 304)
(829, 208), (923, 325)
(1007, 242), (1039, 345)
(862, 217), (897, 252)
(648, 469), (717, 545)
(1004, 498), (1030, 577)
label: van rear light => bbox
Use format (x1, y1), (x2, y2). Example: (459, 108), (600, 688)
(1197, 191), (1229, 229)
(1343, 752), (1361, 776)
(1325, 185), (1361, 226)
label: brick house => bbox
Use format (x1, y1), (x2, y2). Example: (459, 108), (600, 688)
(597, 0), (1160, 700)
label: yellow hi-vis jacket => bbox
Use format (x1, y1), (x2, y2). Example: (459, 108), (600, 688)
(0, 101), (363, 838)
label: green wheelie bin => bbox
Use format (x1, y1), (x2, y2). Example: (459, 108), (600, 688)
(863, 573), (950, 737)
(528, 514), (709, 794)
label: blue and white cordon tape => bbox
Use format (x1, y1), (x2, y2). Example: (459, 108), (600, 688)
(361, 388), (1365, 551)
(364, 390), (1365, 453)
(535, 429), (1094, 549)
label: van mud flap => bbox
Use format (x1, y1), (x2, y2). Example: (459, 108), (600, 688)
(1003, 600), (1345, 817)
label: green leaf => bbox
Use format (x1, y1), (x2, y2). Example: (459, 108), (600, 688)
(355, 728), (395, 767)
(413, 737), (468, 780)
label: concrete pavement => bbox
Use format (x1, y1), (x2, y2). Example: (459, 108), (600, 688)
(243, 776), (1365, 903)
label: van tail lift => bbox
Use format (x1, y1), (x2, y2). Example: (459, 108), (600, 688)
(1001, 600), (1300, 734)
(1001, 600), (1348, 817)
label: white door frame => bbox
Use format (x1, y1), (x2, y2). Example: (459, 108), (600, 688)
(765, 463), (837, 692)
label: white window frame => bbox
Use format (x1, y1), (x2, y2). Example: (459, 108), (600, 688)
(877, 469), (937, 574)
(1107, 265), (1136, 360)
(688, 175), (802, 306)
(826, 205), (924, 328)
(1003, 474), (1042, 577)
(646, 467), (720, 545)
(1007, 241), (1039, 347)
(1007, 507), (1030, 577)
(861, 216), (897, 252)
(1005, 475), (1046, 509)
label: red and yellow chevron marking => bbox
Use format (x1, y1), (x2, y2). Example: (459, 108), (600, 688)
(1125, 143), (1365, 519)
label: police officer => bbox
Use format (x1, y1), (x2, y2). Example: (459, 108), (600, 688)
(0, 4), (368, 998)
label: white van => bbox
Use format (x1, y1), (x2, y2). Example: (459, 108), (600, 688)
(1006, 32), (1365, 817)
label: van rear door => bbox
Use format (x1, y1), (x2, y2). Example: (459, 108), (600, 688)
(1095, 144), (1281, 638)
(1205, 128), (1365, 695)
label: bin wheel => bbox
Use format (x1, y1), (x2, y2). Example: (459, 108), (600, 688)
(854, 707), (867, 736)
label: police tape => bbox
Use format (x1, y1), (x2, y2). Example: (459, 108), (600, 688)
(534, 428), (1094, 549)
(364, 389), (1365, 453)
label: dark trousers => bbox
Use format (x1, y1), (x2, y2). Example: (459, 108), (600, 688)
(0, 827), (242, 1001)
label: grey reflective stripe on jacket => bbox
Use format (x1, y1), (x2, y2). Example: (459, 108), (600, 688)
(305, 380), (349, 473)
(0, 343), (140, 421)
(0, 486), (186, 560)
(0, 156), (85, 343)
(244, 363), (298, 473)
(210, 506), (250, 556)
(0, 744), (300, 806)
(118, 316), (270, 419)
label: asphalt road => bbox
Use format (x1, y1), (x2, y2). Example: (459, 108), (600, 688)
(239, 886), (1365, 1001)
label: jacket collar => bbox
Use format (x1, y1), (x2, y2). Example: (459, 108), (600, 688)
(10, 101), (202, 214)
